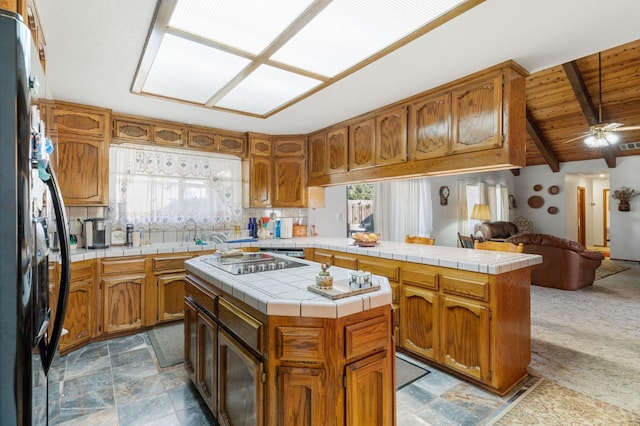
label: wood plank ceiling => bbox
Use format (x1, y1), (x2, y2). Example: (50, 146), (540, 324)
(524, 39), (640, 170)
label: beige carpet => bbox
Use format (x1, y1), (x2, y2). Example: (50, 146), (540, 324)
(489, 379), (640, 425)
(528, 261), (640, 415)
(594, 258), (630, 280)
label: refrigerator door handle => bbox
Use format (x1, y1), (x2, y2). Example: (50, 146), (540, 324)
(39, 164), (71, 374)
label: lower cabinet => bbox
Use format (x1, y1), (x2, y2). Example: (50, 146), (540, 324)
(99, 257), (146, 334)
(400, 284), (439, 361)
(185, 274), (395, 426)
(60, 260), (95, 353)
(218, 329), (264, 426)
(157, 273), (188, 322)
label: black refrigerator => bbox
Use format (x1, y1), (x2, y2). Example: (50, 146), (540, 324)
(0, 9), (71, 426)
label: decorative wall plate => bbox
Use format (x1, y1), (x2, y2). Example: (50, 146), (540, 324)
(547, 206), (559, 214)
(533, 184), (543, 191)
(548, 185), (560, 195)
(528, 195), (544, 208)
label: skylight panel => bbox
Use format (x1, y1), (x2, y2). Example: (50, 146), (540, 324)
(169, 0), (315, 55)
(270, 0), (466, 77)
(216, 65), (322, 115)
(142, 34), (251, 104)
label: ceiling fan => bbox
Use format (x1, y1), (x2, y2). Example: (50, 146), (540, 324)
(564, 52), (640, 147)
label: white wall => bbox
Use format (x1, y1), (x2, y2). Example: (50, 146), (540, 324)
(608, 156), (640, 261)
(312, 185), (348, 238)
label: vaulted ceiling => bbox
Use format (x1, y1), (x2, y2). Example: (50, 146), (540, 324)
(33, 0), (640, 171)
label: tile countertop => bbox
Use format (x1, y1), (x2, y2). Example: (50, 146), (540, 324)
(61, 236), (542, 276)
(185, 254), (392, 319)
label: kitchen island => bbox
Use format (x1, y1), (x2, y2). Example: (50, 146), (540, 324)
(184, 253), (395, 426)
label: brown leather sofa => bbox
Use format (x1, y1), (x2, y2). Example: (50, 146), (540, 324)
(506, 233), (604, 290)
(478, 221), (519, 241)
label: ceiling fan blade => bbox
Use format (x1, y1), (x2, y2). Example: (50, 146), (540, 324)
(614, 125), (640, 132)
(562, 133), (590, 144)
(601, 123), (623, 131)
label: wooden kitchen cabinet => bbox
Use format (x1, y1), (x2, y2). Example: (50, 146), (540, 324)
(408, 92), (451, 160)
(305, 247), (531, 395)
(327, 127), (349, 174)
(345, 350), (393, 426)
(217, 133), (245, 156)
(307, 131), (327, 178)
(98, 256), (146, 335)
(375, 106), (407, 166)
(273, 156), (306, 207)
(451, 71), (504, 154)
(151, 253), (194, 323)
(60, 260), (95, 354)
(56, 134), (109, 206)
(349, 118), (376, 170)
(153, 122), (187, 147)
(248, 156), (272, 208)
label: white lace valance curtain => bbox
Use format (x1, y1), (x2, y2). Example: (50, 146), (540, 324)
(109, 144), (243, 229)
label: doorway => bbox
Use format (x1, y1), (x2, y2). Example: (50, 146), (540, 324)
(603, 188), (610, 247)
(577, 186), (586, 246)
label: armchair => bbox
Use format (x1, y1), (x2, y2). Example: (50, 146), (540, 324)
(506, 233), (604, 290)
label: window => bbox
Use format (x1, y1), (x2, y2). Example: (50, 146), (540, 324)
(109, 144), (243, 230)
(347, 184), (375, 235)
(458, 179), (509, 236)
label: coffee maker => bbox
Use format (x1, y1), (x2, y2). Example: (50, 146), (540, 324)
(84, 218), (111, 249)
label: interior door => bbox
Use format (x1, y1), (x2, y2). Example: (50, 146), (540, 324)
(577, 187), (586, 246)
(603, 188), (610, 247)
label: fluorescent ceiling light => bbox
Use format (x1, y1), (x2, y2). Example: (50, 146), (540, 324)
(133, 0), (478, 118)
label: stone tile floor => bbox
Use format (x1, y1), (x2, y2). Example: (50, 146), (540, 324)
(48, 331), (534, 425)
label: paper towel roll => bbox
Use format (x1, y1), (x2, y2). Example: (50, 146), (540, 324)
(280, 218), (293, 239)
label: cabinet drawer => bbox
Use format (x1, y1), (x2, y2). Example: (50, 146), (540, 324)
(218, 298), (263, 353)
(100, 257), (146, 276)
(441, 274), (489, 301)
(357, 259), (399, 281)
(333, 253), (358, 270)
(185, 280), (216, 313)
(313, 251), (334, 265)
(152, 255), (191, 272)
(402, 267), (439, 290)
(276, 326), (326, 363)
(71, 260), (94, 281)
(345, 315), (389, 361)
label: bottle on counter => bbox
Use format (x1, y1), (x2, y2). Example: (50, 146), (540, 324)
(126, 223), (134, 247)
(248, 217), (257, 238)
(275, 220), (281, 238)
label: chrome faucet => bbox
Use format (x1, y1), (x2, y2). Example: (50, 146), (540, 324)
(181, 218), (197, 245)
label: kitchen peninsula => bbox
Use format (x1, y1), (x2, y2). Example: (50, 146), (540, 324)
(184, 253), (395, 425)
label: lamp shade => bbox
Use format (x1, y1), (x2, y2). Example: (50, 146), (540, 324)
(470, 204), (491, 221)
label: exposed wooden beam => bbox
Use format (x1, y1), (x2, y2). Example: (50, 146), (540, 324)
(601, 146), (617, 168)
(525, 108), (560, 172)
(562, 61), (599, 126)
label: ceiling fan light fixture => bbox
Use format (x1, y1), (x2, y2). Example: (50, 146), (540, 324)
(604, 132), (620, 144)
(584, 135), (608, 148)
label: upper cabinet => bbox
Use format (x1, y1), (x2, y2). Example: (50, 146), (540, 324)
(308, 61), (527, 187)
(307, 126), (348, 178)
(450, 72), (503, 154)
(348, 118), (375, 170)
(112, 114), (246, 157)
(408, 93), (451, 160)
(53, 101), (111, 206)
(376, 106), (407, 166)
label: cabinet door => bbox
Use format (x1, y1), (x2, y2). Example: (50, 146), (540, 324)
(400, 285), (439, 361)
(60, 278), (93, 352)
(277, 367), (325, 426)
(249, 156), (272, 207)
(376, 106), (407, 166)
(408, 92), (451, 160)
(249, 134), (272, 156)
(218, 329), (264, 426)
(273, 136), (305, 157)
(157, 273), (186, 322)
(153, 123), (187, 147)
(112, 117), (152, 143)
(440, 295), (490, 381)
(54, 103), (109, 138)
(218, 133), (245, 155)
(349, 118), (375, 170)
(273, 157), (306, 207)
(344, 351), (393, 426)
(101, 274), (145, 334)
(308, 131), (327, 177)
(188, 127), (218, 151)
(184, 299), (198, 381)
(197, 310), (217, 414)
(327, 127), (348, 174)
(57, 134), (109, 206)
(451, 72), (503, 154)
